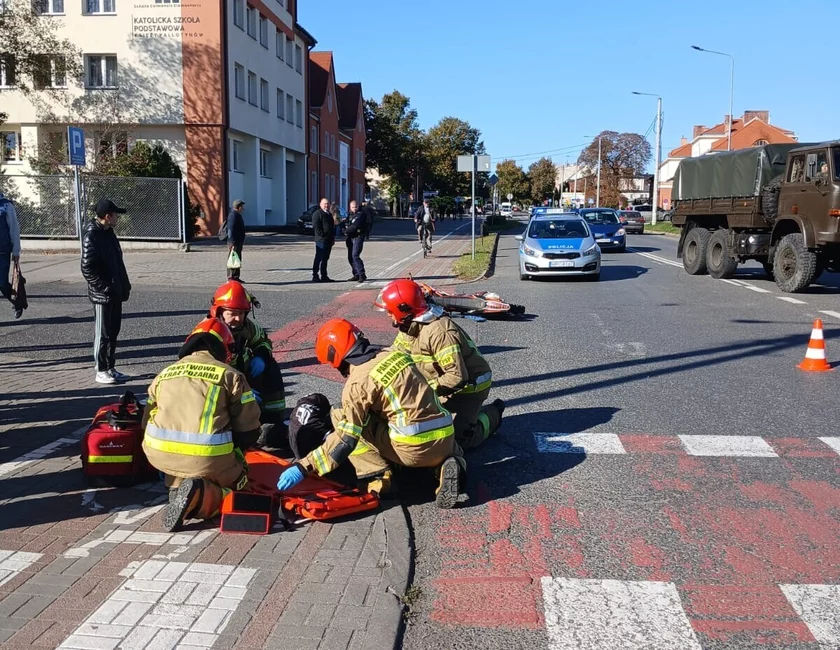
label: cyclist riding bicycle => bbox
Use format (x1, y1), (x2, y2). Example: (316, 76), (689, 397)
(414, 199), (435, 252)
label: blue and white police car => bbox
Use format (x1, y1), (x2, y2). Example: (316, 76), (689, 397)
(516, 210), (601, 281)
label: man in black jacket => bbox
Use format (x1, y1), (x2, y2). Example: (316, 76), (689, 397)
(81, 199), (131, 385)
(343, 200), (367, 282)
(225, 199), (246, 279)
(312, 197), (335, 282)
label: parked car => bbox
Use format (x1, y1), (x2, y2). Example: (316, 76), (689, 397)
(619, 210), (645, 234)
(296, 205), (319, 234)
(579, 208), (627, 252)
(515, 212), (601, 281)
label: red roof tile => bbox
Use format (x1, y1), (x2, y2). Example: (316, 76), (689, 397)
(309, 51), (333, 108)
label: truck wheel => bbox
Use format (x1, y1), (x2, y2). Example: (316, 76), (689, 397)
(683, 227), (712, 275)
(772, 233), (818, 292)
(761, 174), (783, 225)
(706, 229), (738, 279)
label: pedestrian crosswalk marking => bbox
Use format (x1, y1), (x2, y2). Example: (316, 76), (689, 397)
(818, 437), (840, 456)
(780, 584), (840, 645)
(0, 550), (43, 588)
(534, 432), (627, 455)
(678, 435), (778, 457)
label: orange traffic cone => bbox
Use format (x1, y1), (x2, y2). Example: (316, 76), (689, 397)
(798, 319), (833, 372)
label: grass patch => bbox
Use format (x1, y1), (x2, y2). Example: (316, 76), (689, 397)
(645, 222), (680, 235)
(451, 233), (498, 280)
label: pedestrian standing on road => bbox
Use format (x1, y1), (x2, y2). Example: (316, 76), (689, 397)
(344, 200), (367, 283)
(312, 197), (335, 282)
(225, 200), (246, 280)
(0, 192), (23, 319)
(81, 198), (131, 385)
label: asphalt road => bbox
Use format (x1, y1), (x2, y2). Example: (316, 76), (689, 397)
(401, 226), (840, 650)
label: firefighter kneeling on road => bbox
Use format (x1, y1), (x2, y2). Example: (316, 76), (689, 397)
(374, 279), (504, 450)
(142, 318), (262, 532)
(276, 318), (465, 509)
(210, 280), (287, 448)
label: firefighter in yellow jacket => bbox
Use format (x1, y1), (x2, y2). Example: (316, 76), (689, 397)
(374, 279), (504, 450)
(209, 280), (287, 447)
(142, 317), (262, 532)
(276, 318), (464, 509)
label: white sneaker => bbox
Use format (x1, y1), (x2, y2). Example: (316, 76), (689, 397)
(95, 371), (117, 385)
(109, 368), (129, 381)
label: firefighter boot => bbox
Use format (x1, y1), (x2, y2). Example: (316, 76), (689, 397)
(163, 478), (203, 532)
(435, 457), (461, 509)
(362, 469), (393, 496)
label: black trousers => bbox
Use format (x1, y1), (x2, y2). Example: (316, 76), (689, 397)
(93, 301), (122, 372)
(312, 242), (333, 279)
(346, 237), (366, 278)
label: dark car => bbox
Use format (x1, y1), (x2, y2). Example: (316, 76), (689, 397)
(619, 210), (645, 234)
(578, 208), (626, 252)
(297, 205), (319, 234)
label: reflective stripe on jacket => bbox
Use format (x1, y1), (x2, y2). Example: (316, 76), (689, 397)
(392, 316), (492, 396)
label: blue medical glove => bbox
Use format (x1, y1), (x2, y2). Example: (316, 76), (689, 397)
(277, 465), (305, 491)
(249, 356), (266, 377)
(251, 389), (263, 405)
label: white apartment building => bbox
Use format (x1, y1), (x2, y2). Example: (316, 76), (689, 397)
(0, 0), (313, 235)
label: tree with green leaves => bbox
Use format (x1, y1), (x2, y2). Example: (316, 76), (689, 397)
(577, 131), (651, 207)
(528, 157), (557, 203)
(495, 159), (528, 202)
(424, 117), (485, 197)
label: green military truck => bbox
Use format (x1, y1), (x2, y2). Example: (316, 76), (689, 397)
(672, 142), (840, 292)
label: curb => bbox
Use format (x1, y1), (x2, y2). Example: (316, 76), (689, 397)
(363, 498), (413, 650)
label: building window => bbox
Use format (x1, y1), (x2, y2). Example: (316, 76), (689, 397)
(286, 94), (293, 124)
(276, 88), (284, 119)
(2, 131), (21, 162)
(230, 139), (241, 172)
(324, 173), (329, 202)
(233, 0), (243, 28)
(259, 14), (268, 47)
(310, 171), (317, 202)
(246, 4), (256, 39)
(234, 63), (245, 100)
(94, 131), (127, 158)
(33, 55), (66, 89)
(247, 71), (257, 105)
(32, 0), (64, 15)
(259, 149), (270, 177)
(285, 36), (293, 66)
(260, 78), (269, 112)
(294, 45), (302, 73)
(326, 89), (332, 114)
(0, 55), (15, 87)
(85, 0), (115, 14)
(86, 54), (117, 88)
(275, 31), (283, 60)
(324, 132), (329, 155)
(754, 139), (768, 147)
(310, 126), (317, 152)
(295, 100), (302, 128)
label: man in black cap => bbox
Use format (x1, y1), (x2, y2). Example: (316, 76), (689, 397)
(81, 198), (131, 384)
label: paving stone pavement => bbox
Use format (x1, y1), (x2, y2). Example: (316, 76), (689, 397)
(0, 221), (490, 649)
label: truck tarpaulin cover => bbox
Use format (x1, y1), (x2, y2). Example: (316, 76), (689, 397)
(671, 144), (801, 200)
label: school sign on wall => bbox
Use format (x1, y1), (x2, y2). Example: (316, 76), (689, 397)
(132, 0), (203, 39)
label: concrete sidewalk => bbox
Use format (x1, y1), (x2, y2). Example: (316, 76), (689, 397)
(0, 218), (490, 650)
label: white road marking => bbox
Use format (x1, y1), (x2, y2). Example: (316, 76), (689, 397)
(819, 310), (840, 321)
(534, 433), (627, 455)
(818, 437), (840, 456)
(678, 435), (778, 457)
(629, 249), (683, 268)
(58, 561), (256, 650)
(720, 279), (741, 287)
(780, 584), (840, 645)
(0, 436), (82, 478)
(112, 501), (167, 526)
(729, 279), (771, 293)
(777, 296), (807, 305)
(65, 529), (216, 559)
(541, 577), (702, 649)
(0, 550), (43, 588)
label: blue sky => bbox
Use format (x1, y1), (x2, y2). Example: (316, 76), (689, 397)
(300, 0), (839, 172)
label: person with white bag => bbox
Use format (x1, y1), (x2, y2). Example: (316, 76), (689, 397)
(224, 199), (246, 279)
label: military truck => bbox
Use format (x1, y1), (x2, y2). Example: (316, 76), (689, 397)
(671, 142), (840, 292)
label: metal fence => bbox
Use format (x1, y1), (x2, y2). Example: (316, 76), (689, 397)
(0, 174), (185, 242)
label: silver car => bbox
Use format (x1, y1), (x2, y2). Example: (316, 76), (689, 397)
(516, 212), (601, 281)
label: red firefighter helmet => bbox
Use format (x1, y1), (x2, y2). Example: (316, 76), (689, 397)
(210, 280), (254, 317)
(315, 318), (363, 368)
(186, 317), (235, 363)
(374, 279), (428, 322)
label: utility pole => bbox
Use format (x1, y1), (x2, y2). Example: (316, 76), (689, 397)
(596, 137), (602, 208)
(632, 91), (663, 224)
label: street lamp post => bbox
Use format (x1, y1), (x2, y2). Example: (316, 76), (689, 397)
(691, 45), (735, 152)
(632, 91), (662, 225)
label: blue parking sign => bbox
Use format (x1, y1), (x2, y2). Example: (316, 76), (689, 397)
(67, 126), (86, 166)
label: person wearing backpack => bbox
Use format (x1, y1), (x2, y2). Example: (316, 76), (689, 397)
(0, 192), (22, 319)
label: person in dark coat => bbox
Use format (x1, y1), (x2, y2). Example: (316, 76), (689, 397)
(80, 199), (131, 385)
(343, 200), (367, 282)
(226, 199), (246, 279)
(312, 197), (335, 282)
(0, 192), (22, 319)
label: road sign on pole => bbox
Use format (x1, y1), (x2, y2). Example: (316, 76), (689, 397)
(506, 193), (513, 201)
(67, 126), (85, 245)
(487, 173), (498, 186)
(457, 154), (491, 260)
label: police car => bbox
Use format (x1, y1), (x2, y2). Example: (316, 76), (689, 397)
(515, 210), (601, 281)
